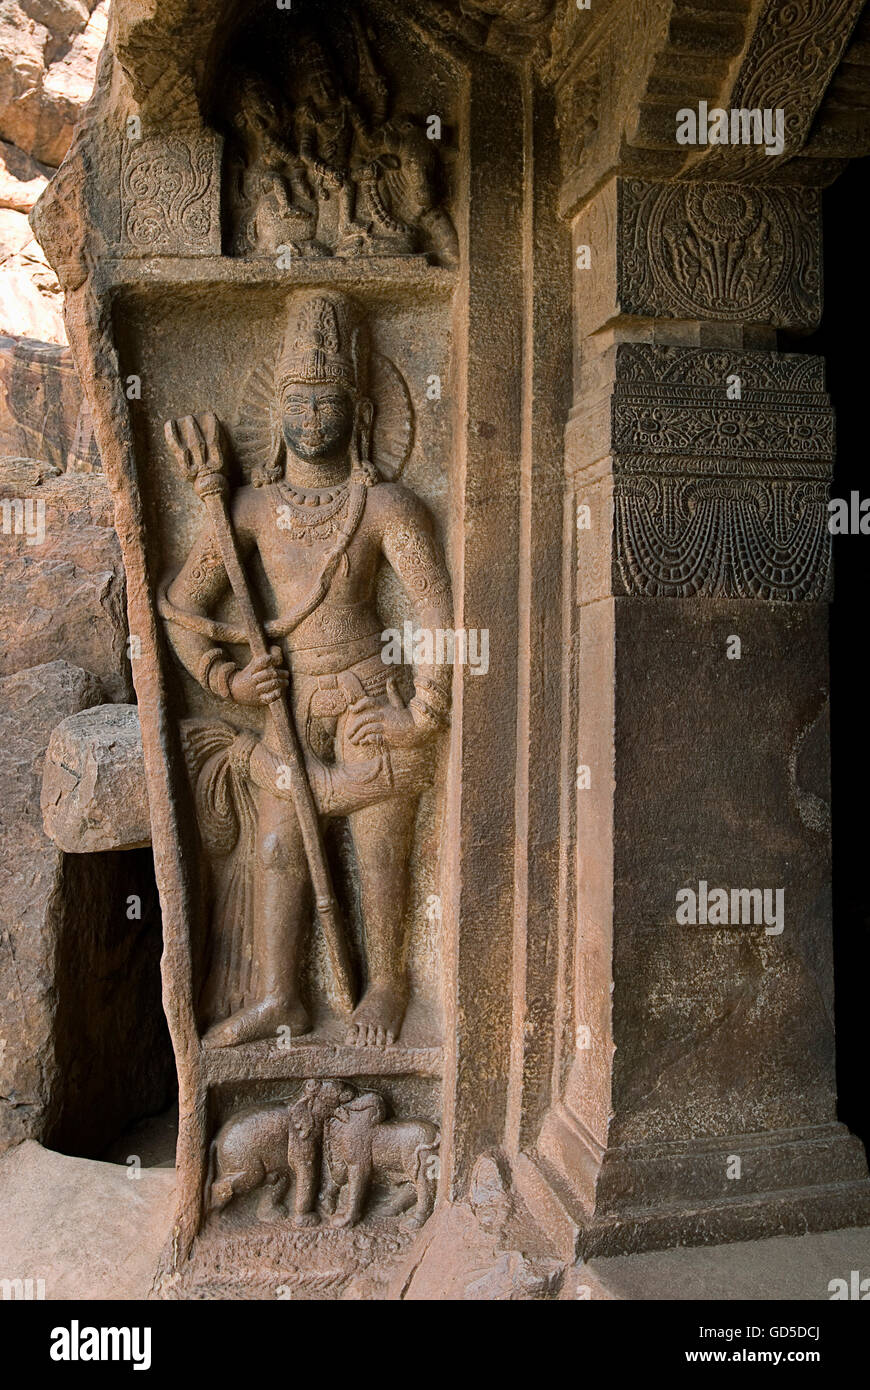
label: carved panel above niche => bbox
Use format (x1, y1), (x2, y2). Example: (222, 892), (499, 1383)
(215, 1), (458, 265)
(119, 134), (223, 256)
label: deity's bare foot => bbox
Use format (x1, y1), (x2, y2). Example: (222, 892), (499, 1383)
(329, 1209), (357, 1229)
(291, 1211), (320, 1229)
(346, 981), (407, 1048)
(203, 995), (311, 1049)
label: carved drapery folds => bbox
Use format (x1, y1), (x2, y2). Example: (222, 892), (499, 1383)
(612, 474), (830, 601)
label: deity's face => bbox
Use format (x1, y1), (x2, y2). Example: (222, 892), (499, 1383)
(234, 83), (276, 141)
(297, 43), (338, 110)
(281, 383), (355, 465)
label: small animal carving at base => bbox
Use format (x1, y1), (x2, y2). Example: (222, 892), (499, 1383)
(208, 1078), (354, 1226)
(321, 1090), (440, 1230)
(207, 1079), (439, 1231)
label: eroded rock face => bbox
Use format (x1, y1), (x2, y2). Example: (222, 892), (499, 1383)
(0, 140), (53, 212)
(0, 0), (108, 344)
(42, 703), (150, 853)
(0, 219), (65, 342)
(0, 0), (107, 169)
(0, 458), (129, 697)
(0, 336), (98, 469)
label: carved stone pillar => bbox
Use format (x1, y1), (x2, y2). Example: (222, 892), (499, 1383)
(514, 174), (870, 1257)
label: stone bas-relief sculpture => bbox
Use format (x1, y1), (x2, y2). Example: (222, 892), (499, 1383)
(210, 1077), (440, 1230)
(29, 0), (870, 1303)
(160, 290), (452, 1050)
(31, 0), (467, 1296)
(224, 12), (458, 264)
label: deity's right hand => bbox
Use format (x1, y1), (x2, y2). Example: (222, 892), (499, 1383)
(312, 159), (343, 189)
(229, 648), (289, 707)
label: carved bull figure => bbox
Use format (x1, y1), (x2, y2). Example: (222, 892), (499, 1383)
(321, 1090), (440, 1229)
(208, 1077), (354, 1224)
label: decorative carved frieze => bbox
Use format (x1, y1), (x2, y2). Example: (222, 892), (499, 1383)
(620, 180), (822, 327)
(611, 474), (831, 601)
(549, 0), (869, 210)
(609, 345), (834, 476)
(571, 345), (834, 603)
(693, 0), (866, 180)
(119, 134), (223, 256)
(550, 0), (673, 208)
(573, 179), (822, 333)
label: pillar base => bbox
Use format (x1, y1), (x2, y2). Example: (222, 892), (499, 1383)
(514, 1115), (870, 1260)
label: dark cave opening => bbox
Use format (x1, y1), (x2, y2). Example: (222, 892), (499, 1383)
(797, 155), (870, 1156)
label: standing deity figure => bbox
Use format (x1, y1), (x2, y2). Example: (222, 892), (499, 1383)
(227, 74), (322, 257)
(293, 36), (376, 255)
(160, 292), (452, 1049)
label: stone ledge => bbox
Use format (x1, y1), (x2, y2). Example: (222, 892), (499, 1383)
(0, 1139), (175, 1302)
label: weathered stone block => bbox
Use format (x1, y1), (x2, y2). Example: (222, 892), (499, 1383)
(41, 703), (150, 853)
(0, 660), (172, 1156)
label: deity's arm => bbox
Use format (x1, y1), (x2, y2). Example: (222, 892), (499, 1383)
(296, 107), (319, 164)
(379, 487), (453, 733)
(163, 506), (256, 700)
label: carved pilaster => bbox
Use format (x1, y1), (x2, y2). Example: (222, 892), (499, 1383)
(570, 344), (834, 604)
(515, 168), (870, 1258)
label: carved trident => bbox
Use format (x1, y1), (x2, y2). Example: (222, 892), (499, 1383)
(165, 413), (355, 1014)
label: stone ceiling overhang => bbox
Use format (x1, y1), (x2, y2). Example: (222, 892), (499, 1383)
(545, 0), (870, 217)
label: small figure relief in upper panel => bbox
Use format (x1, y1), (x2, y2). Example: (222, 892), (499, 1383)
(220, 4), (458, 266)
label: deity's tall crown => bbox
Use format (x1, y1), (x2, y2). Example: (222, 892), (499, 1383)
(277, 292), (359, 397)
